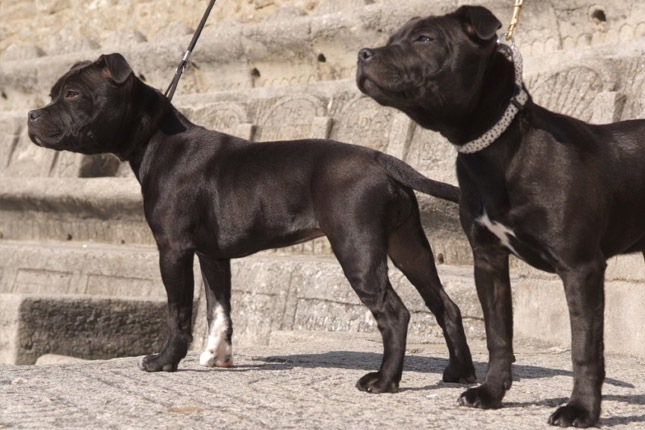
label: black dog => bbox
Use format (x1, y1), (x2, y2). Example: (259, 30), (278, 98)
(357, 5), (645, 427)
(27, 53), (476, 393)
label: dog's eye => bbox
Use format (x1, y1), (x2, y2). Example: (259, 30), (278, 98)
(416, 35), (434, 43)
(65, 90), (80, 99)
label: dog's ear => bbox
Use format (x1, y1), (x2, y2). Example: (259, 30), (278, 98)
(97, 53), (133, 85)
(69, 60), (92, 71)
(455, 6), (501, 43)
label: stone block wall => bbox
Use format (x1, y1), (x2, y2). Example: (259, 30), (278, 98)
(0, 0), (643, 363)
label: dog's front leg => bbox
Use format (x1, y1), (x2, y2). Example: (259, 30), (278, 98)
(140, 248), (195, 372)
(548, 256), (606, 428)
(197, 255), (233, 368)
(459, 245), (513, 409)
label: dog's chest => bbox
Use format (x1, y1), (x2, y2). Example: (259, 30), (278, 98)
(474, 210), (556, 272)
(476, 211), (519, 255)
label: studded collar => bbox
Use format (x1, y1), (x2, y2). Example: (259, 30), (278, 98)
(454, 43), (529, 154)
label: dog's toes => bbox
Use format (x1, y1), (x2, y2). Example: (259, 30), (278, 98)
(355, 372), (399, 393)
(548, 404), (597, 428)
(199, 348), (233, 368)
(442, 361), (477, 384)
(458, 386), (502, 409)
(199, 352), (233, 368)
(139, 354), (178, 372)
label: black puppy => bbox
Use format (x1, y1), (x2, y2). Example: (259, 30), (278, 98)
(27, 53), (476, 393)
(357, 5), (644, 427)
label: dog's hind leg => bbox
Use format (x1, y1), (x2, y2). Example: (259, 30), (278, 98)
(197, 255), (233, 368)
(327, 230), (410, 393)
(140, 248), (196, 372)
(387, 213), (476, 384)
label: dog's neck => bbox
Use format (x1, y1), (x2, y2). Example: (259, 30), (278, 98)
(452, 44), (529, 153)
(452, 48), (531, 216)
(435, 46), (523, 149)
(128, 107), (192, 183)
(117, 80), (181, 181)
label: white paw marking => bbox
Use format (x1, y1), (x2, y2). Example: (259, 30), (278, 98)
(200, 305), (233, 368)
(476, 211), (519, 256)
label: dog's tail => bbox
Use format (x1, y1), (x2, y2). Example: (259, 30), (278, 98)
(376, 152), (460, 203)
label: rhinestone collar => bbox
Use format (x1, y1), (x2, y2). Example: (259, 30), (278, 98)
(454, 43), (529, 154)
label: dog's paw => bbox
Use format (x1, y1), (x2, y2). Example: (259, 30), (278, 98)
(442, 361), (477, 384)
(199, 334), (233, 368)
(138, 354), (178, 372)
(199, 349), (233, 368)
(548, 404), (597, 428)
(355, 372), (399, 394)
(458, 385), (503, 409)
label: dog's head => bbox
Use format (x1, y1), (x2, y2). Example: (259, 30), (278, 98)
(28, 53), (139, 156)
(356, 6), (501, 131)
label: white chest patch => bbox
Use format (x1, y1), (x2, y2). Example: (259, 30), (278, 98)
(476, 211), (519, 256)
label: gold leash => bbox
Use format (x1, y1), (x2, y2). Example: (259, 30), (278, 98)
(505, 0), (524, 41)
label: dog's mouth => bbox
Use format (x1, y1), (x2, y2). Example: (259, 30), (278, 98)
(360, 51), (428, 96)
(28, 125), (65, 148)
(358, 74), (420, 105)
(33, 128), (105, 156)
(357, 61), (422, 105)
(30, 134), (45, 147)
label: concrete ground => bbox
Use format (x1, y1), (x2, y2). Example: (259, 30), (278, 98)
(1, 331), (644, 429)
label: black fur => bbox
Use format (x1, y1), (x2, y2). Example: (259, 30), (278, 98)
(28, 53), (476, 393)
(357, 6), (645, 427)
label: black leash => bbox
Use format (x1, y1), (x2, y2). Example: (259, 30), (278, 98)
(164, 0), (217, 101)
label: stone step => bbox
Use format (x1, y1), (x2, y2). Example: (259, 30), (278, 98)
(0, 293), (169, 365)
(3, 42), (644, 184)
(0, 173), (470, 264)
(3, 0), (644, 63)
(1, 0), (643, 368)
(1, 176), (642, 282)
(2, 0), (645, 111)
(0, 177), (149, 245)
(1, 239), (643, 366)
(0, 239), (183, 365)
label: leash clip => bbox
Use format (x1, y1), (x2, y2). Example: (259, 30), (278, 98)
(505, 0), (524, 41)
(497, 33), (515, 51)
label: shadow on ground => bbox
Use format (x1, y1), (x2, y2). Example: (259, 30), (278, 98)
(251, 351), (631, 386)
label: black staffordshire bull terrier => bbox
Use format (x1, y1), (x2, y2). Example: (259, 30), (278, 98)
(357, 5), (645, 427)
(27, 53), (476, 393)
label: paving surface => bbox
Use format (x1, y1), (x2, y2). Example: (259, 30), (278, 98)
(1, 332), (644, 430)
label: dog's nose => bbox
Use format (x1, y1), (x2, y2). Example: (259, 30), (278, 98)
(358, 48), (375, 62)
(28, 109), (44, 123)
